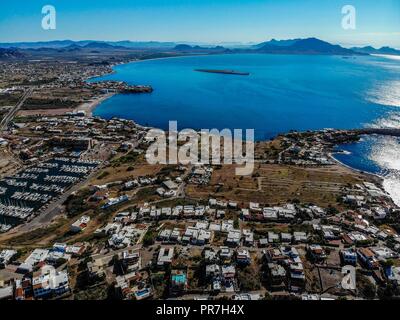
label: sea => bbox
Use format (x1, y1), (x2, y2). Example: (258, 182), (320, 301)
(90, 53), (400, 205)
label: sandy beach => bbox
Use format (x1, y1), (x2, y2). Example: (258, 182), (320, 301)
(74, 92), (115, 116)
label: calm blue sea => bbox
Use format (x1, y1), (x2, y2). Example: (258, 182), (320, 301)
(91, 53), (400, 204)
(335, 135), (400, 205)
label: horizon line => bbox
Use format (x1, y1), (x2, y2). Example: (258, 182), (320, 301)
(0, 38), (399, 50)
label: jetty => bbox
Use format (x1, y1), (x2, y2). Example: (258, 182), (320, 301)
(354, 128), (400, 137)
(194, 69), (250, 76)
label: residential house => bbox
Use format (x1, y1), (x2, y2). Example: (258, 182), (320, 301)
(357, 248), (379, 269)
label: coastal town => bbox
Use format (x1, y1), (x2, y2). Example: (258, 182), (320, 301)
(1, 51), (400, 302)
(0, 55), (400, 300)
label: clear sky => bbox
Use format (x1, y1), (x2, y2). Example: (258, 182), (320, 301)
(1, 0), (399, 47)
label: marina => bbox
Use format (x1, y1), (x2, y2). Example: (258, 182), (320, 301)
(0, 157), (99, 228)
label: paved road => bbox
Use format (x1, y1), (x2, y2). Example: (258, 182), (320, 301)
(277, 143), (293, 164)
(176, 165), (193, 197)
(0, 88), (32, 131)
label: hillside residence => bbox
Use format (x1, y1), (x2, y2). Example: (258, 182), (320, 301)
(70, 215), (90, 233)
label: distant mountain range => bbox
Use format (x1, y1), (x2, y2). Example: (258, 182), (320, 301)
(1, 38), (399, 59)
(0, 48), (25, 59)
(251, 38), (301, 49)
(0, 40), (178, 49)
(251, 38), (361, 55)
(350, 46), (400, 55)
(173, 44), (227, 53)
(172, 38), (363, 55)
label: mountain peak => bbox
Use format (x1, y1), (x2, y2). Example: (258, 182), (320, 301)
(255, 37), (359, 55)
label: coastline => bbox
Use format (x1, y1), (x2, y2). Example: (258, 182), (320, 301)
(81, 52), (355, 117)
(80, 56), (182, 116)
(81, 54), (399, 208)
(75, 61), (128, 116)
(330, 150), (400, 206)
(76, 59), (143, 116)
(329, 151), (383, 182)
(74, 92), (116, 116)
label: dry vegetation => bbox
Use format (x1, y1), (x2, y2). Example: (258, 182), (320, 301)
(21, 88), (97, 111)
(186, 163), (373, 208)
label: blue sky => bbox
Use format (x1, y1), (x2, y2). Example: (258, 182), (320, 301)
(1, 0), (399, 47)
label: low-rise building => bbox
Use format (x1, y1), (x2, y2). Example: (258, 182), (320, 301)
(226, 230), (241, 247)
(101, 195), (129, 209)
(32, 266), (69, 299)
(219, 246), (233, 263)
(357, 248), (379, 269)
(157, 247), (174, 267)
(204, 249), (218, 263)
(307, 244), (327, 262)
(268, 232), (280, 244)
(293, 232), (308, 243)
(0, 249), (17, 268)
(265, 263), (286, 291)
(371, 247), (398, 262)
(70, 215), (90, 233)
(340, 249), (357, 266)
(18, 249), (49, 273)
(236, 249), (251, 265)
(205, 264), (221, 278)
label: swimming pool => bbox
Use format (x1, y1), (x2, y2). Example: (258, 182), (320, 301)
(172, 273), (187, 284)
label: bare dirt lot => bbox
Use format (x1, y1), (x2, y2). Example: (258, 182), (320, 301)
(186, 163), (372, 207)
(17, 108), (73, 117)
(0, 148), (21, 178)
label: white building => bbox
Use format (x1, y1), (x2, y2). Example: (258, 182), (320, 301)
(0, 249), (17, 267)
(70, 215), (91, 233)
(157, 247), (174, 266)
(32, 265), (70, 298)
